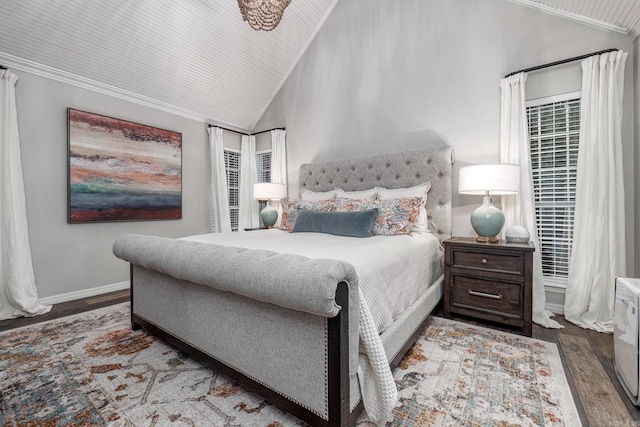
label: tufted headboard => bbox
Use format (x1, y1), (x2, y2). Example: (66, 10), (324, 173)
(299, 146), (454, 244)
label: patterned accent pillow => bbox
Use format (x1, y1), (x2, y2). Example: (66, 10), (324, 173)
(375, 182), (431, 232)
(335, 197), (423, 235)
(279, 198), (337, 231)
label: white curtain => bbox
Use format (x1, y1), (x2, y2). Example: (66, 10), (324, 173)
(564, 51), (628, 333)
(500, 72), (561, 329)
(271, 129), (287, 192)
(238, 134), (258, 230)
(0, 70), (51, 320)
(207, 127), (231, 233)
(271, 129), (287, 225)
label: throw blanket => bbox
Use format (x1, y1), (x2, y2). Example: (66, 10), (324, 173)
(358, 294), (398, 424)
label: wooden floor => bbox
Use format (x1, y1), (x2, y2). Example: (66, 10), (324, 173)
(1, 291), (639, 427)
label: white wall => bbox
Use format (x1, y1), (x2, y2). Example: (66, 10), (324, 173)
(254, 0), (637, 295)
(14, 71), (212, 300)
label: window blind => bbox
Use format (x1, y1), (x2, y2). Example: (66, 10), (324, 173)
(224, 150), (240, 231)
(527, 97), (580, 285)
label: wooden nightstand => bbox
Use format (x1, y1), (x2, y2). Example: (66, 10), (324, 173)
(443, 236), (534, 336)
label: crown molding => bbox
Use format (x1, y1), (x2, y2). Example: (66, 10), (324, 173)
(0, 51), (251, 131)
(506, 0), (632, 39)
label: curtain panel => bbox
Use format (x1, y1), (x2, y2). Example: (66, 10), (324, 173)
(207, 127), (231, 233)
(270, 129), (287, 226)
(564, 51), (628, 333)
(0, 69), (51, 320)
(238, 135), (258, 230)
(499, 72), (561, 329)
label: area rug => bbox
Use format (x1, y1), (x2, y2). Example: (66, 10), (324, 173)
(0, 303), (581, 426)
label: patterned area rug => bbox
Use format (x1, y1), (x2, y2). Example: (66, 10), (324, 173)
(1, 303), (581, 426)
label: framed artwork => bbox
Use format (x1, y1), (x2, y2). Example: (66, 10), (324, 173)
(67, 108), (182, 223)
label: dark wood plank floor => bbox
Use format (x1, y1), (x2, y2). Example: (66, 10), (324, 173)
(0, 289), (130, 333)
(1, 292), (639, 427)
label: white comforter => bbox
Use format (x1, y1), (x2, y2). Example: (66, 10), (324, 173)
(183, 229), (442, 333)
(182, 230), (442, 423)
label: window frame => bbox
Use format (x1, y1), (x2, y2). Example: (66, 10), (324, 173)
(224, 148), (241, 232)
(526, 90), (581, 289)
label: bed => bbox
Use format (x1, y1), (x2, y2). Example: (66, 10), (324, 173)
(112, 146), (453, 426)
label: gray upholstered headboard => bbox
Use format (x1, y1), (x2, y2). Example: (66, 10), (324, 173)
(299, 146), (454, 244)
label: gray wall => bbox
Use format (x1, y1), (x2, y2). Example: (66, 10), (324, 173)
(254, 0), (637, 304)
(14, 71), (212, 300)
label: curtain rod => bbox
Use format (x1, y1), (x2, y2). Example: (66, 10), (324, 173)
(252, 127), (285, 136)
(207, 125), (285, 136)
(504, 48), (619, 78)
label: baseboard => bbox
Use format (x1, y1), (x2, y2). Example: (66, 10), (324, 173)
(40, 281), (130, 306)
(545, 302), (564, 315)
(544, 283), (565, 315)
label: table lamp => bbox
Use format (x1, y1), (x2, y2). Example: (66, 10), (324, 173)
(458, 164), (520, 243)
(253, 183), (286, 228)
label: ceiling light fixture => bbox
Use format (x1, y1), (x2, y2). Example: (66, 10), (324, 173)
(237, 0), (291, 31)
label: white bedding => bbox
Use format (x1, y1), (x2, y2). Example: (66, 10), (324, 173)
(183, 229), (442, 422)
(183, 229), (442, 334)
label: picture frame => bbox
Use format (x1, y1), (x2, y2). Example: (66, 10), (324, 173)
(67, 108), (182, 223)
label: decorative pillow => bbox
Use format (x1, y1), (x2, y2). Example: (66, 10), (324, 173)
(291, 209), (379, 238)
(335, 187), (377, 201)
(375, 182), (431, 232)
(300, 188), (336, 201)
(335, 197), (423, 235)
(279, 198), (337, 231)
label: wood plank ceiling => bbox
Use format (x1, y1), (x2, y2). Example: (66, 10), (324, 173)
(0, 0), (338, 130)
(0, 0), (637, 131)
(512, 0), (640, 39)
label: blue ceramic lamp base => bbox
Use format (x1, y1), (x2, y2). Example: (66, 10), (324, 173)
(470, 195), (505, 243)
(260, 202), (279, 228)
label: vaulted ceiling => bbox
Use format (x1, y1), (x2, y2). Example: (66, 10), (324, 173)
(0, 0), (339, 131)
(0, 0), (637, 131)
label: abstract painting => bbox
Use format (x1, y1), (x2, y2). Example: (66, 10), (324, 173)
(68, 109), (182, 223)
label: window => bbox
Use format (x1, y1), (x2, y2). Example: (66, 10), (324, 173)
(527, 93), (580, 286)
(224, 149), (240, 231)
(223, 149), (272, 231)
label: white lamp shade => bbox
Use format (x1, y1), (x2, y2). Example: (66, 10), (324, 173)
(253, 182), (286, 200)
(458, 164), (520, 195)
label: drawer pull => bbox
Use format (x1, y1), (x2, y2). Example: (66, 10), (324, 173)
(481, 258), (488, 264)
(469, 290), (502, 300)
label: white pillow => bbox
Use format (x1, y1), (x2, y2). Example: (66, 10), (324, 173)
(335, 187), (377, 201)
(375, 182), (431, 232)
(300, 188), (336, 201)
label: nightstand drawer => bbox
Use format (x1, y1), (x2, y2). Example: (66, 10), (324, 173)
(451, 275), (523, 318)
(452, 249), (524, 275)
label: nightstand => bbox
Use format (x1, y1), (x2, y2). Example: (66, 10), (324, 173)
(443, 236), (534, 336)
